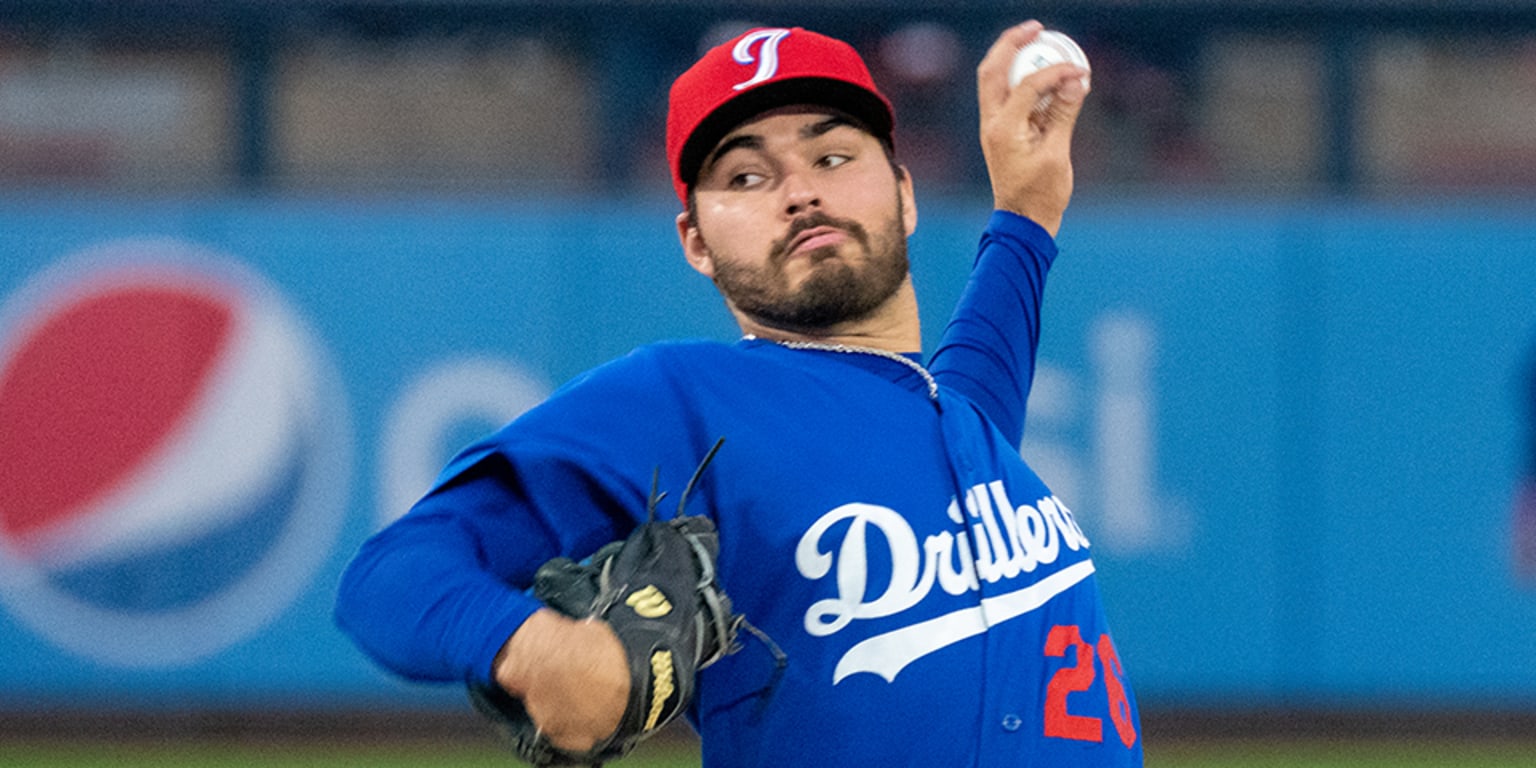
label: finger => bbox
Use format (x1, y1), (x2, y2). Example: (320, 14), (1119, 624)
(1040, 68), (1090, 130)
(991, 61), (1071, 133)
(1012, 62), (1090, 134)
(1035, 66), (1091, 145)
(977, 21), (1044, 113)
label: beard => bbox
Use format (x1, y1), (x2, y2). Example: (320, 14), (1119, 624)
(705, 199), (910, 334)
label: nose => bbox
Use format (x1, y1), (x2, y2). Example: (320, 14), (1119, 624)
(781, 168), (821, 217)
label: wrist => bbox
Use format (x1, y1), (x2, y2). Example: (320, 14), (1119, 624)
(493, 608), (563, 697)
(991, 206), (1061, 240)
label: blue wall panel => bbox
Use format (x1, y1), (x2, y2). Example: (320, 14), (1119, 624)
(0, 193), (1531, 711)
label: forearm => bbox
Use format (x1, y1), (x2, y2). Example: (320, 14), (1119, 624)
(334, 511), (543, 684)
(334, 452), (620, 685)
(934, 21), (1083, 440)
(929, 210), (1057, 442)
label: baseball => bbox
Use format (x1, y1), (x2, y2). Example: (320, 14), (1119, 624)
(1007, 29), (1091, 90)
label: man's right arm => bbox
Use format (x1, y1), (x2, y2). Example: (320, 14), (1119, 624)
(333, 452), (635, 751)
(332, 456), (566, 685)
(335, 347), (707, 751)
(493, 609), (630, 753)
(335, 420), (650, 674)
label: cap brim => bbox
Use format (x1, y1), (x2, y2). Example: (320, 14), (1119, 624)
(677, 77), (894, 196)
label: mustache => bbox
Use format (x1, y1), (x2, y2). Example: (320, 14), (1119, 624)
(771, 212), (868, 263)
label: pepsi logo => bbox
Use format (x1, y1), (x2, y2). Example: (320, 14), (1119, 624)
(0, 240), (351, 668)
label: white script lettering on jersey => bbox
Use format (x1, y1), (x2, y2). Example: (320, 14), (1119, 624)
(794, 481), (1094, 683)
(731, 28), (792, 91)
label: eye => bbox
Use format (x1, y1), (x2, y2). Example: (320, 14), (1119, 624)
(817, 153), (851, 169)
(728, 171), (767, 189)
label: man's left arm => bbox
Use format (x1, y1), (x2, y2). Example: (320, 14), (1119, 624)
(929, 212), (1056, 442)
(928, 20), (1089, 442)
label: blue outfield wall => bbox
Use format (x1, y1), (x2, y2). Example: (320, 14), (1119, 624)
(0, 193), (1533, 712)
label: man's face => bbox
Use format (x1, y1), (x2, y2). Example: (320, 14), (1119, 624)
(677, 107), (918, 335)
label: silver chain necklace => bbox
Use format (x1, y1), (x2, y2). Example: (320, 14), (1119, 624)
(744, 334), (939, 400)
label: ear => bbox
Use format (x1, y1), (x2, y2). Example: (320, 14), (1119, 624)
(676, 210), (716, 278)
(897, 164), (918, 236)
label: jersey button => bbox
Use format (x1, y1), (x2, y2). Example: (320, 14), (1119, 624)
(1001, 713), (1023, 732)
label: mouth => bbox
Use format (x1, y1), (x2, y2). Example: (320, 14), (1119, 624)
(786, 226), (848, 257)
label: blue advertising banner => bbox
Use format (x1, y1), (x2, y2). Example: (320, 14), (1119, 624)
(0, 193), (1532, 711)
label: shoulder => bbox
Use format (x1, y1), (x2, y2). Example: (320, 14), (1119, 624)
(629, 338), (742, 365)
(435, 340), (741, 488)
(560, 339), (740, 391)
(520, 339), (757, 423)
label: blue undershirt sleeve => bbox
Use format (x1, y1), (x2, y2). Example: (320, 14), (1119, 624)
(334, 447), (629, 686)
(928, 210), (1058, 444)
(334, 348), (696, 689)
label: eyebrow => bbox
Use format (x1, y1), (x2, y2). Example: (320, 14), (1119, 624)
(704, 134), (763, 171)
(803, 115), (855, 139)
(703, 115), (859, 175)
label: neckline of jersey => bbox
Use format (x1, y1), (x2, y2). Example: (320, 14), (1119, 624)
(739, 335), (938, 400)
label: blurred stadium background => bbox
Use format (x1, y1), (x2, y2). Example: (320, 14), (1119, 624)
(2, 1), (1535, 765)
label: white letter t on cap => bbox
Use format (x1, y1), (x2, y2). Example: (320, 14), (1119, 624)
(732, 29), (792, 90)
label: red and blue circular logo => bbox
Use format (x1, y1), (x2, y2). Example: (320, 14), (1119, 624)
(0, 241), (351, 667)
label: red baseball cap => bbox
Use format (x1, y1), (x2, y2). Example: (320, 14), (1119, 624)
(666, 27), (895, 205)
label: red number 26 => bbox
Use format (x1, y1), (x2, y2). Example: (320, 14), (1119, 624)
(1042, 624), (1137, 748)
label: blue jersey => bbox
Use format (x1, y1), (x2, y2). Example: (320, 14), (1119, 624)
(336, 211), (1142, 768)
